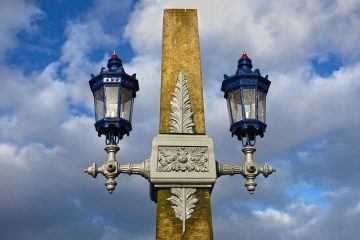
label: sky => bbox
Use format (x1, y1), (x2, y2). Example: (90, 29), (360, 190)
(0, 0), (360, 239)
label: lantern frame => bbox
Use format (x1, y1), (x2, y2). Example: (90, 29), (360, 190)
(89, 52), (139, 145)
(221, 53), (271, 145)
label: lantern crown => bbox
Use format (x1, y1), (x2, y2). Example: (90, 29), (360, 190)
(237, 51), (253, 73)
(107, 50), (123, 72)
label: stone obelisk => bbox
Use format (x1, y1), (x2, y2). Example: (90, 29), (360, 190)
(155, 9), (214, 240)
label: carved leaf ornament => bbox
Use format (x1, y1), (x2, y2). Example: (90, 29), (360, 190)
(167, 188), (198, 234)
(170, 71), (195, 134)
(167, 72), (198, 234)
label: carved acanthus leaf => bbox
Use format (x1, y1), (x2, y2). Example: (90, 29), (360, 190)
(168, 188), (198, 234)
(170, 71), (195, 133)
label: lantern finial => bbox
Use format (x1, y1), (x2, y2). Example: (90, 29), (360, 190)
(242, 51), (248, 59)
(107, 51), (122, 71)
(237, 51), (252, 72)
(112, 50), (118, 59)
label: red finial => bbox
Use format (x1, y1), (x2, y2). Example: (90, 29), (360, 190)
(242, 50), (248, 59)
(111, 50), (118, 59)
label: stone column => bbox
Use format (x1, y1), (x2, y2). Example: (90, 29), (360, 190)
(155, 9), (214, 240)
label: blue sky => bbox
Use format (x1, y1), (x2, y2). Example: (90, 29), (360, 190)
(0, 0), (360, 239)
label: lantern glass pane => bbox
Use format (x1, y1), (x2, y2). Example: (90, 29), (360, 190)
(94, 87), (105, 121)
(229, 89), (242, 122)
(243, 89), (256, 119)
(258, 91), (266, 123)
(120, 87), (133, 122)
(226, 98), (233, 124)
(105, 86), (119, 118)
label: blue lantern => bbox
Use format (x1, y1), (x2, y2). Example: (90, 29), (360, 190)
(221, 52), (271, 146)
(89, 51), (139, 145)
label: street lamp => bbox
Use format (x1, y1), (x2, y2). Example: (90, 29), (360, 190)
(84, 11), (277, 237)
(84, 50), (276, 235)
(221, 51), (270, 146)
(89, 51), (139, 145)
(84, 51), (276, 195)
(85, 51), (148, 193)
(218, 51), (275, 193)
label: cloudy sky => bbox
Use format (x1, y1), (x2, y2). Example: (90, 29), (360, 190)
(0, 0), (360, 239)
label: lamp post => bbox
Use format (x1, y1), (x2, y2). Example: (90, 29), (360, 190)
(84, 9), (276, 239)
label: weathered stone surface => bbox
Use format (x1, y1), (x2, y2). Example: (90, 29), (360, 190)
(156, 9), (213, 239)
(159, 9), (205, 134)
(156, 188), (213, 240)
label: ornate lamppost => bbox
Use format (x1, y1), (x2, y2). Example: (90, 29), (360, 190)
(84, 9), (276, 239)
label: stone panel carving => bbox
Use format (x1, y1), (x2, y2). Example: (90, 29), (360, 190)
(158, 146), (209, 172)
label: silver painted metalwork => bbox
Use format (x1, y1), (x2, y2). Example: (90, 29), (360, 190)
(167, 187), (198, 234)
(217, 146), (276, 194)
(149, 134), (217, 190)
(158, 146), (209, 172)
(84, 145), (150, 193)
(170, 71), (195, 134)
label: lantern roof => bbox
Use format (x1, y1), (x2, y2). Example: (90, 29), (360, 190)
(221, 52), (271, 96)
(237, 51), (254, 74)
(89, 51), (139, 94)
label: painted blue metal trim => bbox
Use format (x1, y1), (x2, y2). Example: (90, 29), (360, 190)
(230, 119), (267, 139)
(89, 70), (139, 92)
(94, 118), (132, 139)
(221, 76), (271, 96)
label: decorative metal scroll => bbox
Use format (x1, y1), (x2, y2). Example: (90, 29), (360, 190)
(158, 146), (209, 172)
(168, 188), (198, 234)
(170, 71), (195, 133)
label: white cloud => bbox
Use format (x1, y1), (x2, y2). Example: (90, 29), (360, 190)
(123, 0), (360, 159)
(122, 2), (360, 239)
(0, 0), (43, 61)
(253, 208), (294, 228)
(0, 142), (64, 169)
(1, 0), (360, 239)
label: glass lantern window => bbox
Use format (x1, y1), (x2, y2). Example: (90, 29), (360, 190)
(243, 88), (256, 119)
(105, 86), (120, 118)
(94, 87), (105, 121)
(226, 98), (233, 125)
(258, 91), (266, 123)
(228, 89), (242, 123)
(120, 87), (133, 122)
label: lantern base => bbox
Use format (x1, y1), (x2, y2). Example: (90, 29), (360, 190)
(230, 119), (267, 141)
(94, 118), (132, 144)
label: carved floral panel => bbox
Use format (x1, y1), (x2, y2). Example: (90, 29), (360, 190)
(158, 146), (209, 172)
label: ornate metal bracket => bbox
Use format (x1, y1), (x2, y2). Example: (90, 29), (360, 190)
(217, 146), (276, 194)
(84, 145), (150, 193)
